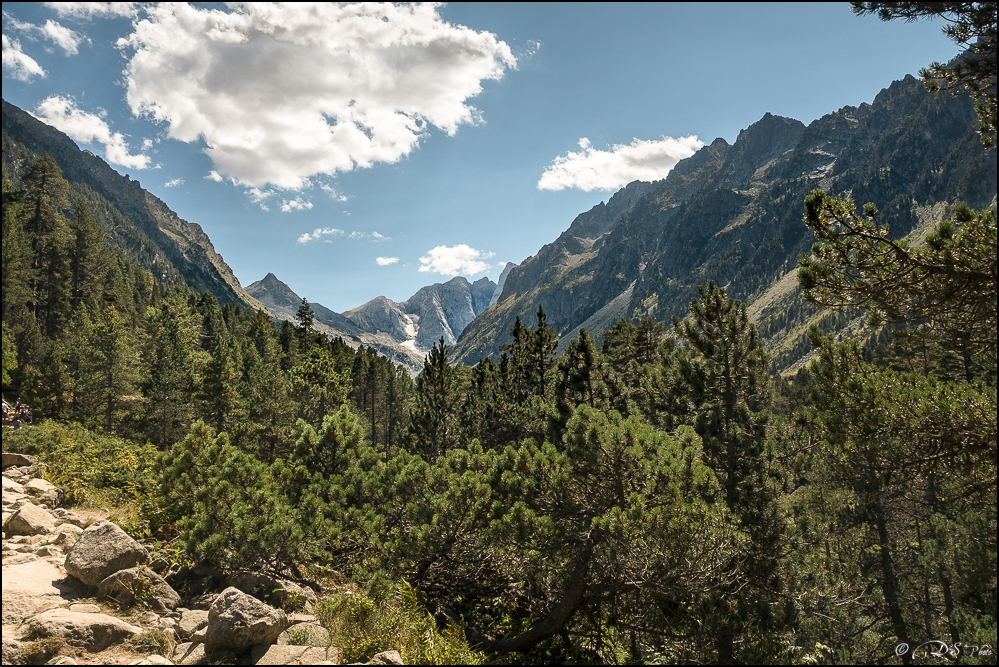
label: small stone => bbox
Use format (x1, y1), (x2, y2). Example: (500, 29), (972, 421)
(37, 545), (63, 557)
(2, 476), (25, 493)
(2, 638), (22, 666)
(149, 557), (170, 574)
(45, 656), (78, 665)
(176, 609), (209, 640)
(250, 644), (337, 665)
(371, 649), (405, 665)
(69, 604), (102, 614)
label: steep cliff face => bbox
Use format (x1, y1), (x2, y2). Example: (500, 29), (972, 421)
(454, 75), (996, 369)
(2, 99), (262, 310)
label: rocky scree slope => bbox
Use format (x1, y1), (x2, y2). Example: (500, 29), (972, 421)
(454, 75), (997, 370)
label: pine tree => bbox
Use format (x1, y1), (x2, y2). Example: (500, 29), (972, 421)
(144, 298), (197, 449)
(199, 336), (245, 433)
(76, 305), (139, 433)
(409, 338), (460, 459)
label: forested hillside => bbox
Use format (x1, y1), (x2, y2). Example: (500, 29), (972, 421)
(2, 3), (995, 665)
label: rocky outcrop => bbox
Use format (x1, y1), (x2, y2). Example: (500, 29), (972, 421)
(64, 520), (148, 587)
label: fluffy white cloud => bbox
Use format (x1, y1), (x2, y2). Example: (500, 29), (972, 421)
(538, 136), (704, 192)
(419, 244), (494, 276)
(281, 198), (313, 213)
(297, 227), (343, 244)
(117, 3), (516, 189)
(33, 95), (151, 170)
(5, 14), (87, 56)
(206, 170), (223, 182)
(2, 34), (46, 81)
(376, 256), (399, 266)
(43, 2), (138, 20)
(164, 178), (184, 187)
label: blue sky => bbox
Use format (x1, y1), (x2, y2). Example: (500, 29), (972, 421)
(2, 2), (958, 312)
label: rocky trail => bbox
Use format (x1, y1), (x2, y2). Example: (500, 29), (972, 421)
(2, 453), (403, 666)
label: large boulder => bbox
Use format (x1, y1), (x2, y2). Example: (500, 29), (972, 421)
(98, 566), (181, 611)
(204, 587), (290, 654)
(6, 502), (57, 535)
(2, 452), (38, 469)
(24, 608), (141, 652)
(64, 520), (147, 586)
(230, 571), (317, 609)
(2, 637), (23, 665)
(3, 558), (80, 624)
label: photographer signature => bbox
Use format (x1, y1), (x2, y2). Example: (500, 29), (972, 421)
(896, 640), (993, 660)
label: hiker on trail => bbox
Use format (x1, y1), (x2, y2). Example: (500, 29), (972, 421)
(1, 399), (8, 424)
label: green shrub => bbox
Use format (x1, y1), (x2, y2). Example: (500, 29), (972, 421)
(313, 583), (483, 665)
(3, 420), (156, 534)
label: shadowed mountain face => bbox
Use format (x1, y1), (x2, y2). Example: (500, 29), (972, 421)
(2, 99), (262, 311)
(454, 75), (997, 370)
(246, 273), (496, 374)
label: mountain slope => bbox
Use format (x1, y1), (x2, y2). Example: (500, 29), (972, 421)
(454, 75), (997, 369)
(2, 99), (262, 310)
(246, 273), (496, 374)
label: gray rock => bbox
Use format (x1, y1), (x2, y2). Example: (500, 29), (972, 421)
(173, 641), (205, 665)
(36, 545), (63, 557)
(2, 638), (22, 666)
(276, 622), (330, 647)
(2, 452), (38, 469)
(371, 649), (405, 665)
(7, 502), (57, 535)
(250, 644), (337, 665)
(149, 556), (171, 574)
(204, 587), (290, 654)
(98, 566), (181, 611)
(64, 520), (148, 586)
(1, 558), (81, 623)
(230, 572), (317, 610)
(2, 475), (25, 493)
(45, 657), (77, 665)
(176, 609), (209, 640)
(24, 478), (64, 508)
(47, 526), (84, 549)
(3, 552), (38, 566)
(127, 655), (173, 665)
(25, 608), (141, 652)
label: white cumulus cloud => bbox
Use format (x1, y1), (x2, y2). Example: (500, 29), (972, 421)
(419, 244), (494, 277)
(5, 14), (88, 56)
(116, 3), (516, 189)
(538, 135), (704, 192)
(43, 2), (139, 20)
(33, 95), (151, 170)
(2, 34), (46, 81)
(376, 256), (399, 266)
(297, 227), (344, 244)
(164, 178), (184, 187)
(206, 170), (223, 182)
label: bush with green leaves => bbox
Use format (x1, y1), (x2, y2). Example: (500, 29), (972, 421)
(313, 583), (483, 665)
(3, 420), (156, 532)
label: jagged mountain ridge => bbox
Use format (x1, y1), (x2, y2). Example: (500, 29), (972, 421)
(455, 75), (997, 369)
(246, 273), (496, 373)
